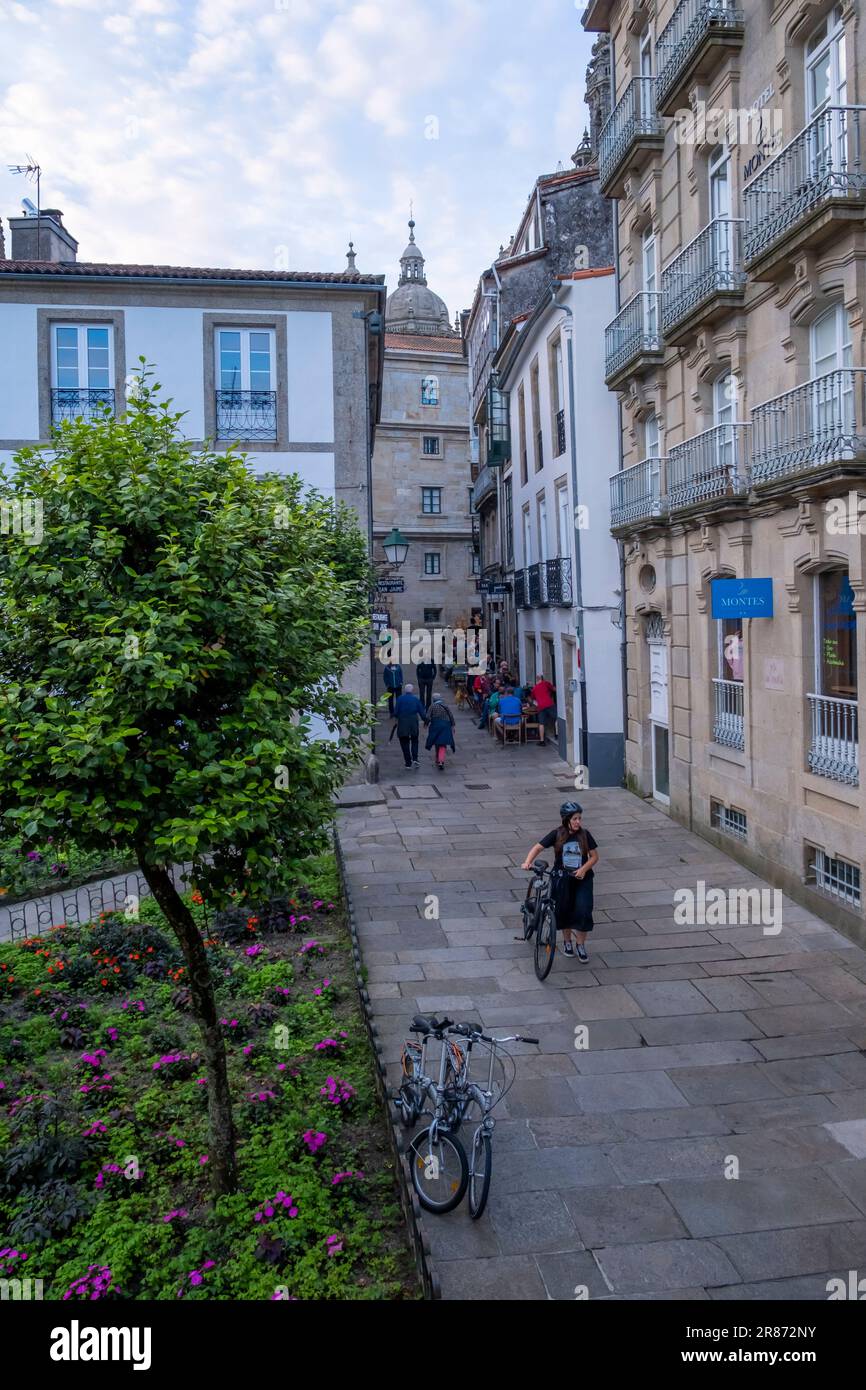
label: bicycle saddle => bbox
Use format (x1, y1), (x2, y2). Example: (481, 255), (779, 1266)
(532, 859), (549, 873)
(410, 1014), (452, 1035)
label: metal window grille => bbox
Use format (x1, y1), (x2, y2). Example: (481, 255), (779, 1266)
(711, 800), (747, 839)
(808, 848), (861, 909)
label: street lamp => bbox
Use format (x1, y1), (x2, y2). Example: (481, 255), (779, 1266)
(381, 526), (409, 568)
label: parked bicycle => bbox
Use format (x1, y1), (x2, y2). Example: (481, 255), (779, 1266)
(395, 1014), (539, 1218)
(520, 858), (558, 980)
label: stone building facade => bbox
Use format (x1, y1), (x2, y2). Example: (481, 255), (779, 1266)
(372, 223), (476, 640)
(584, 0), (866, 941)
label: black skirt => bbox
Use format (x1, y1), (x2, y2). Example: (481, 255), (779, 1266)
(553, 870), (594, 932)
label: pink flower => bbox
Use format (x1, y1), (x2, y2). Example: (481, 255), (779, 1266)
(199, 1154), (208, 1165)
(326, 1234), (343, 1257)
(245, 945), (263, 958)
(302, 1129), (327, 1153)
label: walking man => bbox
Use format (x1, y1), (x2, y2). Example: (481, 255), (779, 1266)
(416, 657), (437, 711)
(394, 683), (427, 769)
(383, 659), (404, 718)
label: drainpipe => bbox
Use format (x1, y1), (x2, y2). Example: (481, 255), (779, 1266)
(551, 283), (589, 773)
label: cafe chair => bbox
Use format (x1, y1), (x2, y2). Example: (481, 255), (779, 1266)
(495, 717), (522, 747)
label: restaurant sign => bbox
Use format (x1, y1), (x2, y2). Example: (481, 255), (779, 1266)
(711, 578), (773, 619)
(476, 581), (511, 595)
(376, 578), (405, 593)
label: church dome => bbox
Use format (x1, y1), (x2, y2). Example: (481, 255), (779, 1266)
(385, 218), (453, 336)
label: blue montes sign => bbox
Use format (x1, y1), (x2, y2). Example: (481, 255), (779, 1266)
(711, 578), (774, 619)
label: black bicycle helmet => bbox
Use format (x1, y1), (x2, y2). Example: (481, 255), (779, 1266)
(559, 801), (583, 818)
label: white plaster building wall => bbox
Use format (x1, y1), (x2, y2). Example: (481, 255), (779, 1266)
(568, 274), (622, 741)
(0, 302), (338, 492)
(505, 274), (622, 779)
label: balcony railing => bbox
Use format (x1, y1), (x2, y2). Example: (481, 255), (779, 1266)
(518, 558), (574, 609)
(605, 292), (664, 383)
(609, 456), (667, 530)
(473, 463), (498, 510)
(51, 387), (115, 425)
(598, 76), (663, 193)
(751, 370), (866, 486)
(808, 693), (859, 787)
(661, 218), (745, 337)
(743, 107), (866, 267)
(668, 423), (750, 511)
(544, 557), (573, 606)
(555, 409), (566, 457)
(215, 390), (277, 442)
(656, 0), (745, 114)
(712, 678), (744, 750)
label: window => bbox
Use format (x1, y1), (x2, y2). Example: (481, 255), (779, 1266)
(51, 324), (114, 423)
(522, 507), (532, 567)
(215, 328), (276, 441)
(518, 386), (528, 485)
(421, 375), (440, 406)
(713, 371), (738, 473)
(556, 485), (570, 557)
(530, 360), (542, 472)
(471, 552), (480, 575)
(642, 227), (658, 340)
(422, 487), (442, 514)
(423, 435), (440, 456)
(504, 478), (513, 564)
(639, 28), (652, 78)
(711, 801), (748, 839)
(424, 552), (441, 575)
(424, 608), (442, 624)
(807, 846), (861, 909)
(537, 494), (549, 564)
(645, 413), (661, 458)
(815, 571), (857, 701)
(806, 5), (846, 121)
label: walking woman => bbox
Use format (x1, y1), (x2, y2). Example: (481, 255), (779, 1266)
(521, 801), (598, 961)
(425, 692), (456, 772)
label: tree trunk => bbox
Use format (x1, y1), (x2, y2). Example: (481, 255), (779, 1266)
(136, 853), (238, 1195)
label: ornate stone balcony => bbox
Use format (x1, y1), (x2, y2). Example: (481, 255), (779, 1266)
(609, 456), (667, 532)
(661, 218), (745, 343)
(598, 76), (664, 198)
(743, 106), (866, 279)
(750, 370), (866, 492)
(655, 0), (745, 116)
(604, 292), (664, 387)
(667, 423), (750, 513)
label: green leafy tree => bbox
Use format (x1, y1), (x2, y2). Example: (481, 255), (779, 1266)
(0, 369), (371, 1194)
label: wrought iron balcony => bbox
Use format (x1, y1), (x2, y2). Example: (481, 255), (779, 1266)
(712, 678), (744, 750)
(743, 107), (866, 273)
(609, 456), (667, 531)
(668, 423), (750, 512)
(472, 463), (498, 510)
(51, 387), (115, 425)
(527, 563), (543, 607)
(751, 370), (866, 489)
(542, 557), (573, 607)
(808, 693), (858, 787)
(661, 218), (745, 341)
(604, 292), (664, 386)
(215, 390), (277, 442)
(656, 0), (745, 116)
(598, 76), (664, 197)
(555, 409), (566, 458)
(514, 569), (527, 610)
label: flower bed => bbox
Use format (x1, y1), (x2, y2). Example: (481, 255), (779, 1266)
(0, 855), (418, 1300)
(0, 836), (132, 905)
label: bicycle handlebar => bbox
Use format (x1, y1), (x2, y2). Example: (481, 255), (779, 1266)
(448, 1022), (539, 1047)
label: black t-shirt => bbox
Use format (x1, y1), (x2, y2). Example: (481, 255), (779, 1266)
(539, 828), (598, 879)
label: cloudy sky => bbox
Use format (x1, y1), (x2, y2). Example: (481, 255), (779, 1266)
(0, 0), (597, 317)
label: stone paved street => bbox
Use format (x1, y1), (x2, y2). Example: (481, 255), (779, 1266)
(337, 702), (866, 1300)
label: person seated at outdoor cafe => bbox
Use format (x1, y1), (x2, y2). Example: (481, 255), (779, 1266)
(494, 686), (523, 738)
(477, 680), (503, 730)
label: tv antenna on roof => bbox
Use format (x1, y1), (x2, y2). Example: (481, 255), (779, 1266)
(7, 155), (42, 259)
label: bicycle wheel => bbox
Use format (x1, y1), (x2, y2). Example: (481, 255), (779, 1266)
(534, 903), (557, 981)
(409, 1127), (469, 1213)
(468, 1127), (493, 1220)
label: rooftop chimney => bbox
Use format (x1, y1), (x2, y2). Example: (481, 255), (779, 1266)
(8, 207), (78, 263)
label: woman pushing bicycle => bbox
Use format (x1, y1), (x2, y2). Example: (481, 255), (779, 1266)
(521, 801), (599, 962)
